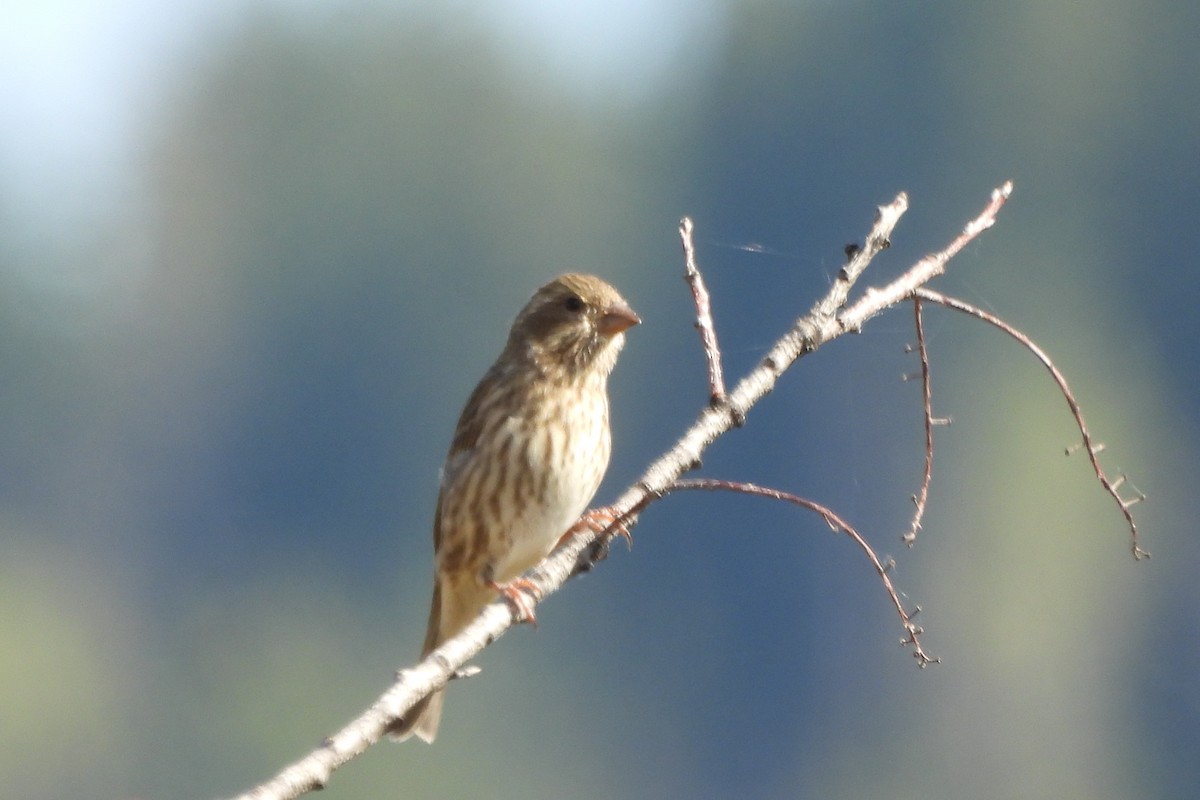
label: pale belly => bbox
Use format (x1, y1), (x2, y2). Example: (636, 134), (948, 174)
(487, 392), (609, 582)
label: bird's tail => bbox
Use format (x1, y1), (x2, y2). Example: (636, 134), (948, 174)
(390, 576), (488, 743)
(388, 579), (445, 743)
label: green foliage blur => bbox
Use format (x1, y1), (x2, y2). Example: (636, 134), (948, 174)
(2, 3), (1198, 799)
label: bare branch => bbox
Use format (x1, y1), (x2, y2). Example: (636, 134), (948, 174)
(903, 296), (937, 547)
(679, 217), (728, 407)
(229, 183), (1012, 800)
(667, 478), (938, 666)
(913, 288), (1149, 560)
(838, 181), (1013, 333)
(232, 599), (522, 799)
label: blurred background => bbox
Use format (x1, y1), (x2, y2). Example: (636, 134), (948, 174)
(3, 1), (1197, 798)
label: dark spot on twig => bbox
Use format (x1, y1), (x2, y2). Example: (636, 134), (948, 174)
(710, 395), (746, 427)
(844, 242), (861, 260)
(583, 537), (611, 566)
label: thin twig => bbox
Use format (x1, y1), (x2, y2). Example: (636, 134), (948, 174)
(913, 288), (1149, 560)
(903, 296), (936, 547)
(679, 217), (728, 406)
(668, 478), (938, 666)
(838, 181), (1013, 333)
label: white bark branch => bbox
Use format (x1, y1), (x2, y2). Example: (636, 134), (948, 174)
(230, 181), (1013, 800)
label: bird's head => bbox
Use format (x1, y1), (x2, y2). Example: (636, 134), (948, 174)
(508, 273), (640, 379)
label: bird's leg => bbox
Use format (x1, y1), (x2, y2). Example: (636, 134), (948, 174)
(555, 506), (633, 550)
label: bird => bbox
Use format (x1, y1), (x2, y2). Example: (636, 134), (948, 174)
(390, 273), (639, 743)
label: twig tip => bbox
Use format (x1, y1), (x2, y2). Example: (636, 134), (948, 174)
(452, 665), (483, 681)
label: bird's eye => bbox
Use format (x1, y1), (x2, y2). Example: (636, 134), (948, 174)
(563, 295), (585, 313)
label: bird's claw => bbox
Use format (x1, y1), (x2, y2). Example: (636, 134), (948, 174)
(556, 506), (633, 551)
(488, 578), (541, 627)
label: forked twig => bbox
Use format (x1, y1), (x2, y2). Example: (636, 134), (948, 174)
(837, 182), (1012, 333)
(913, 288), (1148, 560)
(667, 478), (938, 666)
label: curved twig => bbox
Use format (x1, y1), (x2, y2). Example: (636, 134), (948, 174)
(667, 477), (938, 665)
(902, 296), (947, 547)
(912, 288), (1148, 560)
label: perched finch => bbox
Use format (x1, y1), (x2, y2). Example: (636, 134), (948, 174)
(391, 273), (639, 743)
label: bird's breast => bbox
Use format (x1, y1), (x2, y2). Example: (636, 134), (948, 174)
(485, 383), (610, 582)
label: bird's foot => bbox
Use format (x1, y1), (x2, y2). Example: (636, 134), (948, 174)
(555, 506), (633, 551)
(488, 578), (541, 627)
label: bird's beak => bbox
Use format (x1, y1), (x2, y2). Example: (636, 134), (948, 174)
(598, 302), (641, 336)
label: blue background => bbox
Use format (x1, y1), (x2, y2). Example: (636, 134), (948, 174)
(3, 2), (1197, 798)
